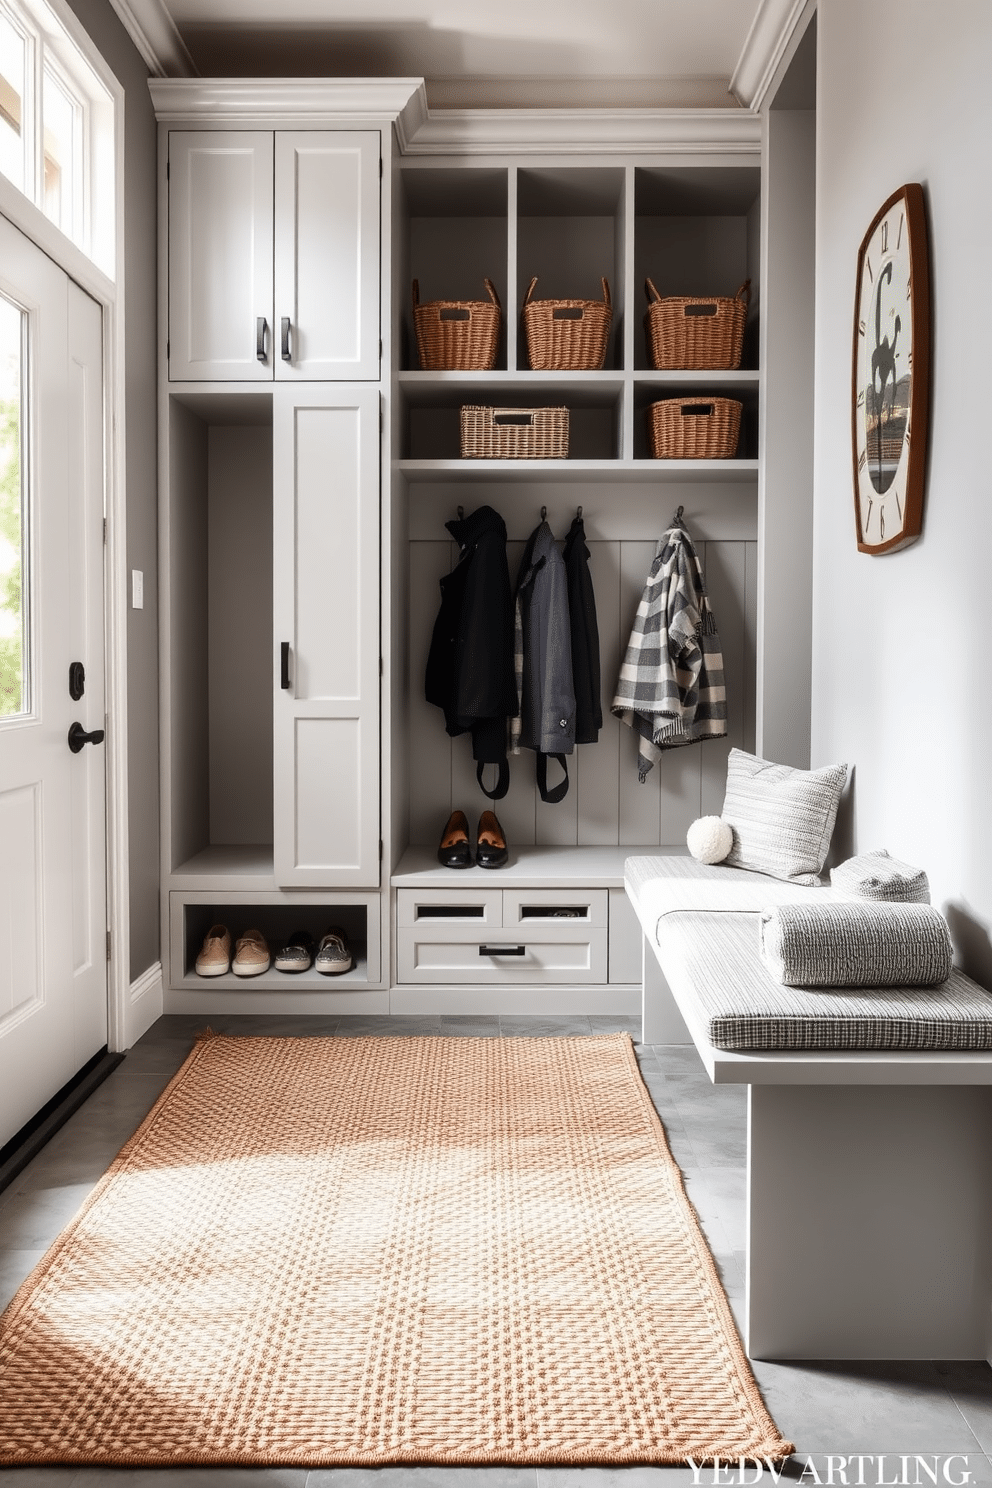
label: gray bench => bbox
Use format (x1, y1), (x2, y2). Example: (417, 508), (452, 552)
(625, 854), (992, 1362)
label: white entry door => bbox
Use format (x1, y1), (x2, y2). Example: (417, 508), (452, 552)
(0, 215), (107, 1148)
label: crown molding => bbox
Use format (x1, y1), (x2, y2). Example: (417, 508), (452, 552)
(149, 77), (428, 131)
(106, 0), (195, 77)
(398, 108), (761, 157)
(730, 0), (815, 110)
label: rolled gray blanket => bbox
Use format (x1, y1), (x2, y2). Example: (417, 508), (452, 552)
(759, 901), (952, 988)
(830, 848), (930, 904)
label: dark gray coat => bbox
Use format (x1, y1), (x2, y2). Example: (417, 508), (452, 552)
(511, 520), (575, 763)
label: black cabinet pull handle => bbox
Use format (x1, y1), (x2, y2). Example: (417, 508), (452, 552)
(479, 945), (526, 956)
(281, 316), (292, 362)
(280, 641), (291, 690)
(256, 316), (268, 363)
(68, 722), (105, 753)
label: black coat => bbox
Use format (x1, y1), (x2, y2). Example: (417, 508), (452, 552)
(562, 514), (602, 745)
(424, 505), (517, 792)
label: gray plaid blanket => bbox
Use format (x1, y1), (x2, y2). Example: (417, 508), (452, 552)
(611, 524), (727, 780)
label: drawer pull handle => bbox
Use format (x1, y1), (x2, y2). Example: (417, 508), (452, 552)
(479, 944), (526, 956)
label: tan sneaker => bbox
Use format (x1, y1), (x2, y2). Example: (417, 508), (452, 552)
(232, 927), (270, 977)
(195, 924), (231, 977)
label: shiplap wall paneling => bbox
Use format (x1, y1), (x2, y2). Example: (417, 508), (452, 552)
(575, 538), (622, 844)
(616, 537), (662, 844)
(407, 522), (756, 852)
(698, 538), (747, 819)
(408, 539), (455, 846)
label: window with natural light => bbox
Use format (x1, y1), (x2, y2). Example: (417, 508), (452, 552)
(0, 0), (114, 274)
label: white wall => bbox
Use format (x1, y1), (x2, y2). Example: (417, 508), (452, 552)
(812, 0), (992, 983)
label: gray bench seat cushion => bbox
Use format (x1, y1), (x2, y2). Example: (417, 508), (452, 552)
(655, 911), (992, 1052)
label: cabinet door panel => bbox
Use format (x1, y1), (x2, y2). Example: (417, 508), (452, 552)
(169, 132), (274, 381)
(293, 718), (367, 872)
(273, 388), (380, 886)
(274, 132), (380, 381)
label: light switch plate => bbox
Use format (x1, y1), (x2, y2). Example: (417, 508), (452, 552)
(132, 569), (143, 609)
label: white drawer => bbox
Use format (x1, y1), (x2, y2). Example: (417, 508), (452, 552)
(396, 887), (503, 929)
(502, 887), (608, 930)
(396, 926), (608, 984)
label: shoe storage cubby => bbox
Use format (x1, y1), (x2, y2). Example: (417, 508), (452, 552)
(169, 892), (383, 1006)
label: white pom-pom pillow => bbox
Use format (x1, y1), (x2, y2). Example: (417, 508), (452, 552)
(686, 815), (734, 865)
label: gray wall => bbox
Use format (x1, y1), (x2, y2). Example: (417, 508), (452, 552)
(61, 0), (160, 982)
(812, 0), (992, 983)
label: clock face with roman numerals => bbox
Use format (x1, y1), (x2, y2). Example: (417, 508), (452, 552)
(852, 183), (930, 554)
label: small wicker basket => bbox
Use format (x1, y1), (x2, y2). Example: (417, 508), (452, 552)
(644, 279), (751, 370)
(413, 279), (501, 370)
(522, 277), (612, 371)
(460, 406), (569, 460)
(648, 397), (742, 460)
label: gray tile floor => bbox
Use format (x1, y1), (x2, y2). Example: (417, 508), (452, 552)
(1, 1013), (991, 1487)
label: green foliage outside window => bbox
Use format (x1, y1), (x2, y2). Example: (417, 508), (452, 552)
(0, 395), (24, 717)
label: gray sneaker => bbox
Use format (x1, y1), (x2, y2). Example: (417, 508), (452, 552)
(274, 929), (314, 973)
(315, 927), (353, 976)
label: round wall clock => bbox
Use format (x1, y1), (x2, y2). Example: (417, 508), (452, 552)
(852, 182), (931, 554)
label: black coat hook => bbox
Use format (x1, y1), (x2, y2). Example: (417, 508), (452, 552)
(576, 505), (582, 518)
(672, 504), (685, 527)
(457, 505), (464, 521)
(540, 505), (547, 522)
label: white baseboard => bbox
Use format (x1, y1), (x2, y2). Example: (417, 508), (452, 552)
(125, 961), (164, 1048)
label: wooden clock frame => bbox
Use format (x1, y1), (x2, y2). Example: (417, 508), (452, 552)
(851, 182), (931, 555)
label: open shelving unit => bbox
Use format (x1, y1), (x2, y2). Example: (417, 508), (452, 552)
(386, 149), (763, 1008)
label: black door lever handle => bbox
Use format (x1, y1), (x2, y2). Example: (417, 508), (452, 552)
(68, 721), (105, 753)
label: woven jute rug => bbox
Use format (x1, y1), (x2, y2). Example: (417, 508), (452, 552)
(0, 1033), (792, 1466)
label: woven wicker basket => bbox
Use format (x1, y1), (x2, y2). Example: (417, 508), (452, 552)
(648, 397), (742, 459)
(644, 279), (751, 370)
(460, 406), (569, 460)
(522, 277), (612, 371)
(413, 279), (501, 370)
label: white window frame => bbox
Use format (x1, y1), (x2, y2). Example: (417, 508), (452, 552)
(0, 0), (114, 275)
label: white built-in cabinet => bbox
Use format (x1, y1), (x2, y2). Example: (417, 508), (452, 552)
(152, 81), (799, 1017)
(152, 83), (407, 1012)
(168, 130), (380, 381)
(272, 384), (380, 887)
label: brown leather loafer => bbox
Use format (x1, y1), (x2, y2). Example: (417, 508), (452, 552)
(437, 808), (472, 868)
(476, 810), (508, 869)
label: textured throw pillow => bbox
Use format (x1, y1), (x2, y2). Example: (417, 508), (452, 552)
(830, 848), (930, 904)
(721, 748), (848, 885)
(758, 901), (952, 988)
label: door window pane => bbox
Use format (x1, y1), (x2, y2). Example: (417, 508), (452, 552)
(0, 10), (27, 194)
(0, 293), (27, 719)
